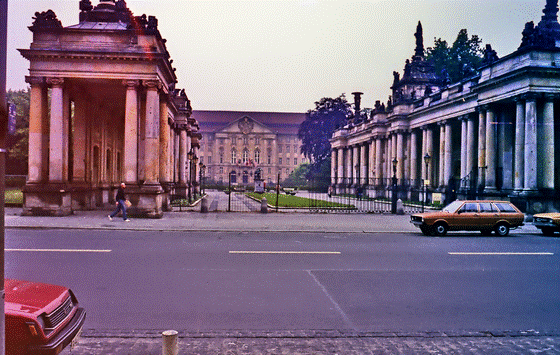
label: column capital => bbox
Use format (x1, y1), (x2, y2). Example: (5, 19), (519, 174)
(123, 79), (140, 88)
(543, 93), (558, 101)
(520, 92), (539, 102)
(46, 77), (64, 87)
(476, 104), (489, 113)
(25, 76), (44, 86)
(143, 79), (162, 90)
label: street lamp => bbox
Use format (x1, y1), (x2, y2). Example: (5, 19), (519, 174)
(199, 163), (206, 195)
(187, 149), (194, 203)
(391, 158), (398, 214)
(423, 153), (431, 212)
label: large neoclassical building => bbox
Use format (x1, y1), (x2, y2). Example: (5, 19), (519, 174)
(193, 110), (308, 187)
(19, 0), (201, 217)
(331, 0), (560, 213)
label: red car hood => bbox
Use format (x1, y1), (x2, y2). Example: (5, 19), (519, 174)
(5, 279), (69, 315)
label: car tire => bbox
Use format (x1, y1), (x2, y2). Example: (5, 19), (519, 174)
(494, 223), (510, 236)
(433, 222), (448, 236)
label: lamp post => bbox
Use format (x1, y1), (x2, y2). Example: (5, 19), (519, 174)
(199, 163), (206, 195)
(391, 157), (398, 214)
(187, 149), (194, 203)
(423, 153), (431, 212)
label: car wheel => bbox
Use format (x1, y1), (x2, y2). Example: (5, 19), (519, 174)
(480, 229), (492, 236)
(433, 223), (448, 236)
(541, 228), (555, 236)
(495, 223), (510, 236)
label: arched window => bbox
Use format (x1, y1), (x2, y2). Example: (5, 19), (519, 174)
(230, 170), (237, 183)
(231, 149), (237, 164)
(242, 148), (249, 164)
(219, 149), (224, 164)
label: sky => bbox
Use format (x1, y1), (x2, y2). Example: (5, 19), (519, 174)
(7, 0), (544, 113)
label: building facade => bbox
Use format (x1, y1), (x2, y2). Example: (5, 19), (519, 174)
(193, 111), (308, 187)
(331, 0), (560, 213)
(19, 0), (201, 217)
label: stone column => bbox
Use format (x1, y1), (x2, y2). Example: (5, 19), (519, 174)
(337, 147), (344, 185)
(460, 117), (468, 178)
(410, 130), (418, 184)
(396, 131), (404, 180)
(159, 99), (170, 183)
(439, 123), (446, 186)
(425, 127), (433, 186)
(524, 97), (538, 192)
(26, 77), (47, 182)
(331, 148), (337, 185)
(72, 95), (87, 182)
(375, 138), (383, 182)
(369, 139), (375, 185)
(543, 94), (555, 190)
(47, 78), (66, 183)
(179, 128), (187, 184)
(123, 80), (139, 184)
(444, 120), (453, 185)
(485, 108), (497, 192)
(360, 143), (368, 184)
(352, 145), (359, 184)
(478, 108), (486, 188)
(466, 115), (476, 177)
(144, 80), (161, 184)
(514, 98), (525, 192)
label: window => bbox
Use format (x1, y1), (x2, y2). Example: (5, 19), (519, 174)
(243, 136), (249, 146)
(286, 145), (290, 153)
(207, 156), (212, 164)
(219, 167), (224, 174)
(460, 203), (478, 213)
(219, 150), (224, 164)
(254, 149), (260, 164)
(278, 145), (282, 153)
(279, 158), (282, 165)
(231, 149), (237, 164)
(255, 137), (260, 145)
(294, 158), (297, 165)
(242, 149), (249, 164)
(495, 203), (517, 213)
(479, 202), (496, 212)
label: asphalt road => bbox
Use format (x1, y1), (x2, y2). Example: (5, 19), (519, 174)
(6, 229), (560, 335)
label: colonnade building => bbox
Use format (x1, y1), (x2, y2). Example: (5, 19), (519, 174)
(19, 0), (201, 217)
(331, 0), (560, 213)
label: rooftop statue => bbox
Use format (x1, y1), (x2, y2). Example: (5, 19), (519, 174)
(31, 9), (63, 29)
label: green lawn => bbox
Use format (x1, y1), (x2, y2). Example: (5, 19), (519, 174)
(247, 192), (354, 209)
(5, 189), (23, 205)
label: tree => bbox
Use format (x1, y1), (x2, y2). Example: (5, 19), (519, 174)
(6, 89), (30, 174)
(298, 95), (351, 179)
(426, 29), (484, 83)
(282, 163), (310, 188)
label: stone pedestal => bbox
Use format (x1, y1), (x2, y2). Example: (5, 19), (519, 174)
(22, 183), (73, 216)
(127, 184), (165, 218)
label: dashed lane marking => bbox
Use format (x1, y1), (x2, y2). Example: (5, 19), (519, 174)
(229, 251), (341, 255)
(449, 252), (553, 256)
(7, 249), (112, 253)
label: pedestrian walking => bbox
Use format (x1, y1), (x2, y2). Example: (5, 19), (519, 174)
(108, 182), (130, 221)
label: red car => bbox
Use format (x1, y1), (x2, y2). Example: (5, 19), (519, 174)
(5, 279), (86, 355)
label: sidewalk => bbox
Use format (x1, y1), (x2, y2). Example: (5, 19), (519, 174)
(4, 207), (541, 234)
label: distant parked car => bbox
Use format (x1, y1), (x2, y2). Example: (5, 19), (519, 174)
(411, 200), (524, 236)
(5, 279), (86, 355)
(533, 213), (560, 236)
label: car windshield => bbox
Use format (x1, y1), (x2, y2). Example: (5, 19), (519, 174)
(442, 200), (463, 213)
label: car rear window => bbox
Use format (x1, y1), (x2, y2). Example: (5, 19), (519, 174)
(479, 202), (497, 212)
(494, 203), (517, 213)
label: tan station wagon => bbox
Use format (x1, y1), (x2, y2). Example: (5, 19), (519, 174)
(533, 213), (560, 236)
(411, 200), (524, 236)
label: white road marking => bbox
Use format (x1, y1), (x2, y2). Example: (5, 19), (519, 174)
(7, 249), (112, 253)
(229, 251), (341, 255)
(448, 252), (554, 256)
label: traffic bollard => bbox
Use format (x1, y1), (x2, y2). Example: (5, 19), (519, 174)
(261, 198), (268, 213)
(162, 330), (178, 355)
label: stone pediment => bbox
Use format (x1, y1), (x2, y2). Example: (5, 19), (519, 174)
(218, 116), (274, 135)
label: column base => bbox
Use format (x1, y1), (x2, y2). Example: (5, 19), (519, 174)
(22, 182), (73, 216)
(126, 183), (165, 218)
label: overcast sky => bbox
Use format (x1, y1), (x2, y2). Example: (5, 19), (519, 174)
(8, 0), (544, 112)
